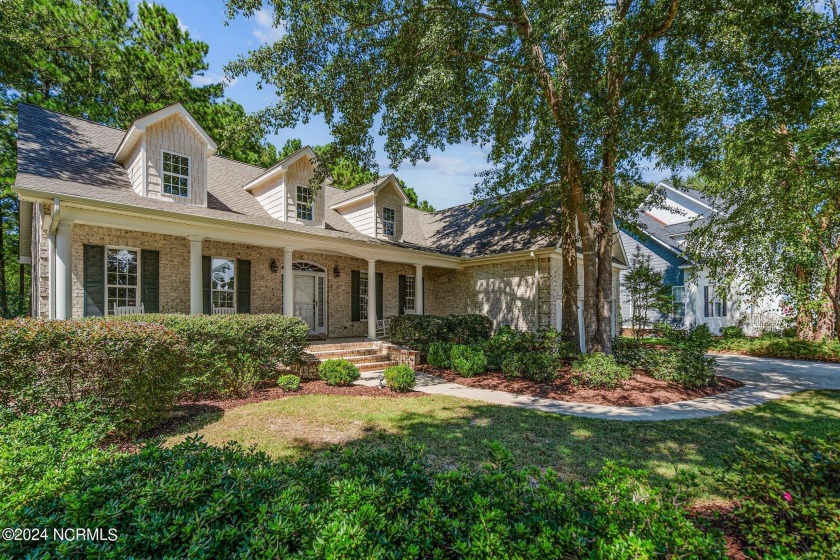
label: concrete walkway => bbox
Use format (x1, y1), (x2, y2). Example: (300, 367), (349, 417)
(358, 354), (840, 421)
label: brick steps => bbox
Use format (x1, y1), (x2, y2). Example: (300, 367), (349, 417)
(306, 341), (398, 373)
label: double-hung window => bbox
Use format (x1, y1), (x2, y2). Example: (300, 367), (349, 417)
(405, 275), (416, 312)
(106, 248), (139, 313)
(359, 271), (369, 321)
(382, 207), (395, 236)
(296, 185), (313, 221)
(162, 151), (189, 197)
(671, 285), (686, 321)
(211, 257), (235, 311)
(704, 285), (727, 318)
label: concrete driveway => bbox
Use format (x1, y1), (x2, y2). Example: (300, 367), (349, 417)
(397, 354), (840, 421)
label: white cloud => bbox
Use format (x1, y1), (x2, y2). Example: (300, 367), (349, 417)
(253, 8), (286, 44)
(191, 72), (238, 88)
(176, 17), (188, 33)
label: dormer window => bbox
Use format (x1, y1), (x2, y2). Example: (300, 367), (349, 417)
(162, 151), (190, 197)
(296, 185), (313, 221)
(383, 207), (395, 236)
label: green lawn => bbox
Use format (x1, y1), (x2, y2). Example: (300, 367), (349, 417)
(166, 390), (840, 501)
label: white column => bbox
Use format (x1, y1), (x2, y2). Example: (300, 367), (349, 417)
(54, 221), (72, 319)
(367, 259), (377, 340)
(283, 249), (294, 317)
(414, 264), (424, 315)
(188, 236), (203, 315)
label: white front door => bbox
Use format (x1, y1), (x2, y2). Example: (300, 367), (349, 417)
(293, 270), (327, 334)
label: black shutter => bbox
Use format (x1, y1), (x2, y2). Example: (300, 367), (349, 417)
(703, 286), (709, 318)
(140, 250), (159, 313)
(398, 275), (406, 315)
(237, 259), (251, 314)
(83, 244), (105, 317)
(202, 256), (211, 314)
(351, 270), (360, 322)
(376, 272), (383, 320)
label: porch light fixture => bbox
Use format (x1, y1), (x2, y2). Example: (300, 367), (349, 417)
(333, 264), (341, 278)
(270, 258), (279, 273)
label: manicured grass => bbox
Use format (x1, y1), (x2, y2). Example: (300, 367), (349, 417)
(166, 390), (840, 501)
(711, 336), (840, 362)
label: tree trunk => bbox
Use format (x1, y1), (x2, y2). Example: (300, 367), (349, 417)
(560, 205), (580, 348)
(794, 265), (815, 339)
(0, 198), (7, 318)
(568, 175), (599, 352)
(815, 266), (837, 341)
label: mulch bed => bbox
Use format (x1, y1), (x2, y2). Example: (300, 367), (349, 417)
(423, 366), (743, 407)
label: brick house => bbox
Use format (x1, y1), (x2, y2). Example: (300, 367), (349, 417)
(15, 103), (628, 344)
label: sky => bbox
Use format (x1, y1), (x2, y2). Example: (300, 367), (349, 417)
(154, 0), (669, 210)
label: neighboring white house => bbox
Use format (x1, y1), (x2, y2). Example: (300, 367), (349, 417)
(618, 183), (784, 336)
(15, 102), (628, 345)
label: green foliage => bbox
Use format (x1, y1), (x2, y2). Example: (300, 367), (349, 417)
(648, 325), (717, 388)
(572, 352), (632, 390)
(721, 326), (745, 340)
(389, 314), (493, 353)
(0, 318), (183, 434)
(0, 402), (111, 522)
(318, 359), (360, 386)
(623, 246), (675, 339)
(613, 336), (647, 368)
(277, 374), (301, 392)
(0, 438), (726, 558)
(501, 352), (558, 382)
(427, 342), (452, 369)
(115, 314), (310, 398)
(449, 345), (487, 378)
(383, 365), (415, 392)
(484, 325), (578, 371)
(713, 336), (840, 362)
(729, 435), (840, 559)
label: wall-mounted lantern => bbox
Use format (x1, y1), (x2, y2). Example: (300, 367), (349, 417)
(333, 264), (341, 278)
(270, 258), (279, 273)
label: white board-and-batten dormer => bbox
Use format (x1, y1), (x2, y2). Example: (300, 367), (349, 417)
(114, 103), (216, 207)
(241, 146), (326, 227)
(330, 175), (410, 241)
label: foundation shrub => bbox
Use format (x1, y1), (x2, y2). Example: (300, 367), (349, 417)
(319, 359), (360, 386)
(484, 326), (578, 371)
(114, 314), (310, 398)
(0, 318), (183, 434)
(729, 434), (840, 559)
(721, 326), (745, 340)
(571, 352), (632, 390)
(390, 314), (492, 353)
(0, 440), (726, 559)
(501, 352), (558, 382)
(450, 345), (487, 377)
(427, 342), (452, 369)
(277, 375), (301, 392)
(648, 324), (717, 388)
(613, 336), (647, 368)
(383, 365), (415, 392)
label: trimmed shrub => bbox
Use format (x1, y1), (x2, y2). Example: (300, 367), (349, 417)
(0, 402), (111, 518)
(571, 352), (632, 389)
(390, 314), (492, 353)
(501, 352), (558, 382)
(277, 375), (301, 392)
(648, 324), (717, 388)
(383, 365), (415, 392)
(729, 435), (840, 559)
(613, 336), (647, 368)
(319, 359), (360, 386)
(427, 342), (452, 369)
(450, 345), (487, 377)
(114, 314), (310, 398)
(721, 325), (745, 339)
(713, 336), (840, 362)
(0, 440), (726, 558)
(485, 326), (577, 371)
(0, 318), (183, 434)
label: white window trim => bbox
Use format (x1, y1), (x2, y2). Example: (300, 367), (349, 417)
(210, 255), (236, 312)
(405, 274), (416, 311)
(291, 261), (329, 333)
(382, 206), (396, 236)
(704, 285), (727, 318)
(161, 149), (191, 199)
(105, 245), (141, 315)
(296, 184), (314, 222)
(360, 271), (369, 321)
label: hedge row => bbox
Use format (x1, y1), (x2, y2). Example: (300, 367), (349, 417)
(0, 314), (310, 433)
(389, 314), (493, 352)
(712, 336), (840, 362)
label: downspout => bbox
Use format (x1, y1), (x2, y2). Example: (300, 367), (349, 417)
(530, 251), (540, 331)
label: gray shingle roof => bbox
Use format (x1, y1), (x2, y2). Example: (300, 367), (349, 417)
(14, 104), (564, 259)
